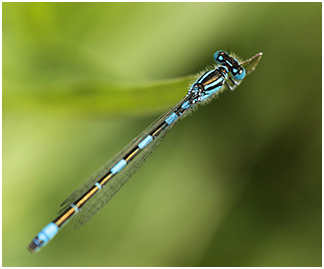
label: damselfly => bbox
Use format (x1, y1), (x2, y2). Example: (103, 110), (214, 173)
(28, 50), (262, 254)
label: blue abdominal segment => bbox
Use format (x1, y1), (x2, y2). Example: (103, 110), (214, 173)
(28, 222), (59, 253)
(138, 135), (153, 149)
(165, 112), (178, 125)
(111, 159), (127, 174)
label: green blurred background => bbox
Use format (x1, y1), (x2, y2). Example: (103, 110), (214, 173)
(3, 2), (321, 267)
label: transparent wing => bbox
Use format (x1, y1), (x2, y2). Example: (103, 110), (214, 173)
(71, 99), (187, 229)
(71, 120), (171, 229)
(57, 96), (189, 226)
(226, 52), (263, 91)
(241, 52), (263, 75)
(58, 144), (132, 215)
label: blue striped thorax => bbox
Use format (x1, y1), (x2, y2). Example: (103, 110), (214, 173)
(188, 51), (246, 103)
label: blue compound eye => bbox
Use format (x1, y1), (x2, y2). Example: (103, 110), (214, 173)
(213, 50), (227, 64)
(231, 66), (246, 80)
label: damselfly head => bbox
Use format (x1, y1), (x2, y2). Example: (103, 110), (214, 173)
(214, 50), (246, 81)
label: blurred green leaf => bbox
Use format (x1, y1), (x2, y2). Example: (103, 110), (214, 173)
(4, 76), (195, 116)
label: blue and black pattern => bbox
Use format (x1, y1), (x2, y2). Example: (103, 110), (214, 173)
(28, 50), (261, 254)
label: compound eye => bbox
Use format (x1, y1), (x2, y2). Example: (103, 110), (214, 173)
(231, 66), (246, 80)
(213, 50), (227, 64)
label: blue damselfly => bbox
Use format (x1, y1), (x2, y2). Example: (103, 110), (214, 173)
(28, 50), (262, 253)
